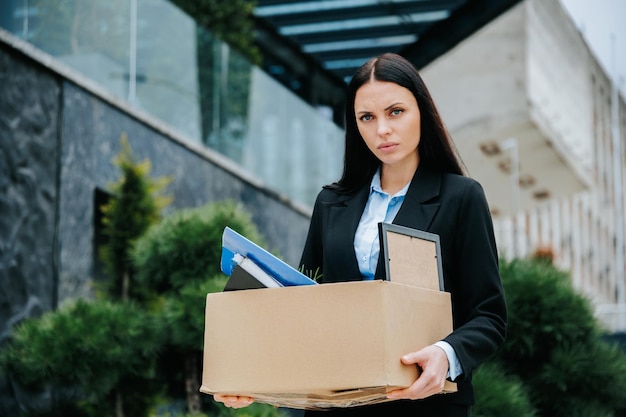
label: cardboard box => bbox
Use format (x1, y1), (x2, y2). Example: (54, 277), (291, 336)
(200, 226), (456, 410)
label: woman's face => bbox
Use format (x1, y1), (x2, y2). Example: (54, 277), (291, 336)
(354, 80), (421, 170)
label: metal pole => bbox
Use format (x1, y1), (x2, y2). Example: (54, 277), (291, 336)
(22, 0), (29, 39)
(128, 0), (137, 103)
(610, 34), (625, 331)
(501, 138), (520, 257)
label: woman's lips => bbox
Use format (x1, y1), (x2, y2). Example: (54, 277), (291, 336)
(378, 142), (398, 153)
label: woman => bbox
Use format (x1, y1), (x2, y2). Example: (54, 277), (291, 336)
(216, 53), (507, 416)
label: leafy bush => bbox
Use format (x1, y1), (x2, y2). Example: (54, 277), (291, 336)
(132, 200), (262, 296)
(157, 402), (288, 417)
(99, 134), (171, 301)
(497, 258), (599, 377)
(171, 0), (261, 64)
(529, 339), (626, 416)
(162, 277), (227, 351)
(490, 258), (626, 417)
(472, 362), (536, 417)
(0, 299), (162, 416)
(132, 200), (267, 414)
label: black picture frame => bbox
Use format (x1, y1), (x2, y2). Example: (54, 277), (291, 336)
(378, 222), (445, 291)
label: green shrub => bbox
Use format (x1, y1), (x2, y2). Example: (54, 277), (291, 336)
(472, 362), (536, 417)
(171, 0), (261, 64)
(211, 402), (289, 417)
(0, 299), (162, 416)
(493, 258), (626, 417)
(530, 339), (626, 417)
(497, 258), (598, 377)
(154, 402), (288, 417)
(163, 277), (227, 351)
(99, 134), (171, 301)
(132, 200), (266, 414)
(132, 200), (262, 296)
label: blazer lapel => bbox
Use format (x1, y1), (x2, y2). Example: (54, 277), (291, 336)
(393, 165), (442, 231)
(327, 185), (370, 281)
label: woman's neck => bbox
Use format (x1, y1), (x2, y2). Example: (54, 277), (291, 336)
(380, 160), (419, 195)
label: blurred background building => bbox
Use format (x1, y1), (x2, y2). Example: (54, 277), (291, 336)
(0, 0), (624, 358)
(420, 0), (626, 331)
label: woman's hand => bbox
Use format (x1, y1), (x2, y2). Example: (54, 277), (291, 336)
(386, 344), (449, 400)
(213, 394), (254, 409)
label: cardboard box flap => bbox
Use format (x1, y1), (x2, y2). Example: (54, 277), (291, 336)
(200, 381), (457, 410)
(379, 223), (444, 291)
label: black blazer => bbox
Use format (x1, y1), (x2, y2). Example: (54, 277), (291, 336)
(299, 163), (507, 411)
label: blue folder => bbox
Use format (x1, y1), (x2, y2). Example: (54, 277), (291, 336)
(221, 227), (318, 287)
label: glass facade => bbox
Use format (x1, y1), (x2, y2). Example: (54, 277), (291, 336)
(0, 0), (344, 208)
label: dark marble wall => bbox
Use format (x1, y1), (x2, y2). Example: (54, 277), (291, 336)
(0, 44), (62, 416)
(0, 46), (60, 337)
(0, 36), (312, 415)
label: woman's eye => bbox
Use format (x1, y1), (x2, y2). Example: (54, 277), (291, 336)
(390, 108), (403, 116)
(360, 114), (373, 121)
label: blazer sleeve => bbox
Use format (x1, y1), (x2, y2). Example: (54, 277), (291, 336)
(299, 191), (324, 278)
(442, 179), (507, 380)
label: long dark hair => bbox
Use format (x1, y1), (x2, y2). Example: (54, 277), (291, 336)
(329, 53), (465, 194)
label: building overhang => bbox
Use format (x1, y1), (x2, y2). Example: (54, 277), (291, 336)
(421, 0), (593, 217)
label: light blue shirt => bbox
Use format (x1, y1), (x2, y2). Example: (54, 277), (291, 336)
(354, 169), (463, 381)
(354, 169), (409, 280)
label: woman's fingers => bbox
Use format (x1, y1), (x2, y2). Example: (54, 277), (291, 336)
(213, 394), (254, 408)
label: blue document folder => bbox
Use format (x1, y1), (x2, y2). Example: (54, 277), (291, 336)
(221, 227), (318, 287)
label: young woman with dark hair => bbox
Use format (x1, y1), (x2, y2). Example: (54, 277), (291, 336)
(215, 53), (507, 417)
(335, 52), (465, 195)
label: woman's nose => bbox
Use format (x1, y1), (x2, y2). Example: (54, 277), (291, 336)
(377, 120), (392, 136)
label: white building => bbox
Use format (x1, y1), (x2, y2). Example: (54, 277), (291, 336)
(422, 0), (625, 331)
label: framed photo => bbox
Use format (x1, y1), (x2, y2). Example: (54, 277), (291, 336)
(378, 223), (444, 291)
